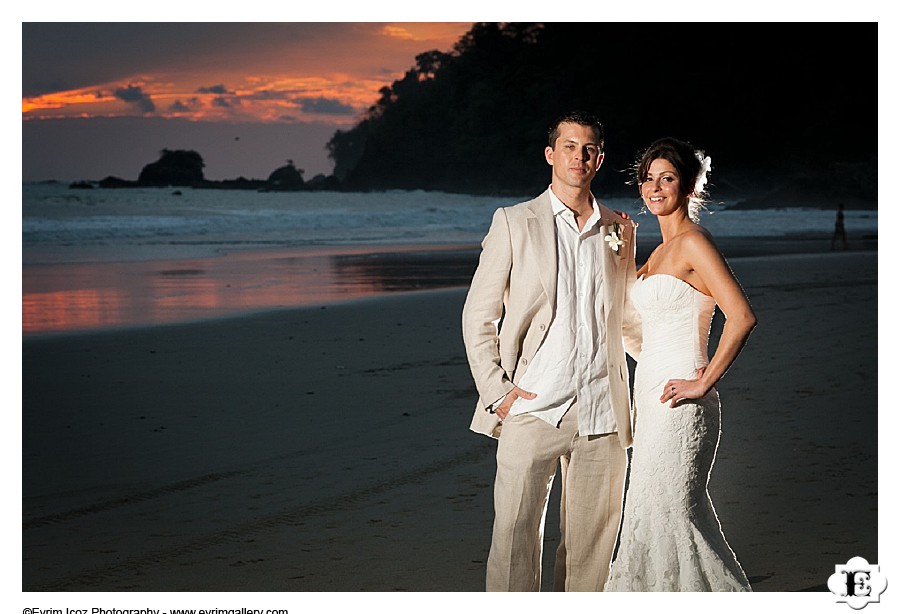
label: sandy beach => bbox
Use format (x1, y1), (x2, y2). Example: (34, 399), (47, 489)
(21, 245), (877, 599)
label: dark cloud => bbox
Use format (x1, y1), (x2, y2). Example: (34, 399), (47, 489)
(113, 85), (146, 102)
(244, 90), (284, 101)
(197, 84), (231, 95)
(213, 97), (235, 108)
(295, 97), (356, 116)
(21, 23), (406, 98)
(169, 100), (191, 112)
(113, 85), (155, 113)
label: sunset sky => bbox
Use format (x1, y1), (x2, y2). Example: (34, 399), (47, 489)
(20, 11), (891, 183)
(22, 22), (474, 181)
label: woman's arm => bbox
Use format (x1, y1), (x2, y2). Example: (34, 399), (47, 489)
(662, 231), (757, 407)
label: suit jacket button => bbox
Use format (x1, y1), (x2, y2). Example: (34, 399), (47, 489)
(540, 324), (546, 331)
(522, 358), (528, 365)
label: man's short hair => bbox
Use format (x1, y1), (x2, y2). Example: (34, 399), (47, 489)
(548, 111), (604, 150)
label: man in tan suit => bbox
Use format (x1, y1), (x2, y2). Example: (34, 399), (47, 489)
(462, 111), (641, 591)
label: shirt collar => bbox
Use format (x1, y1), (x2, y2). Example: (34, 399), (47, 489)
(548, 186), (601, 229)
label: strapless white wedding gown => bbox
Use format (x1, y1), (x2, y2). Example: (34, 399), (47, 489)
(604, 274), (751, 592)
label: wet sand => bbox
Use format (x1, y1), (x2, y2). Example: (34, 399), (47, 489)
(22, 232), (877, 338)
(21, 244), (879, 601)
(15, 228), (887, 614)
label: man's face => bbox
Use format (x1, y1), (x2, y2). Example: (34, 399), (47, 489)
(545, 122), (604, 190)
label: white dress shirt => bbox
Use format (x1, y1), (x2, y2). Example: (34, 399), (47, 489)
(509, 187), (615, 436)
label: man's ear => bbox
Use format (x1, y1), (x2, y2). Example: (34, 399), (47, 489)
(595, 152), (605, 171)
(545, 146), (554, 166)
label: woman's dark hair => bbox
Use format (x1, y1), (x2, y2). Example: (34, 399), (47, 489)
(636, 137), (710, 222)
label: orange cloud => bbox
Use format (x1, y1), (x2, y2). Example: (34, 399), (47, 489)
(382, 26), (416, 40)
(23, 72), (397, 124)
(382, 22), (471, 42)
(23, 89), (116, 114)
(23, 23), (473, 124)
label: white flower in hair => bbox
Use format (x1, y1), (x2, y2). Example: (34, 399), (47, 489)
(694, 153), (712, 194)
(688, 152), (711, 223)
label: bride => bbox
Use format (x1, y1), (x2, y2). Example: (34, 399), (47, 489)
(604, 137), (755, 591)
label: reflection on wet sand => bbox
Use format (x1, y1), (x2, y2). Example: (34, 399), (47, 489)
(332, 249), (480, 292)
(22, 245), (479, 336)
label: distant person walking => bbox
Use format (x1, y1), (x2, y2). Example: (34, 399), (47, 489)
(832, 203), (848, 250)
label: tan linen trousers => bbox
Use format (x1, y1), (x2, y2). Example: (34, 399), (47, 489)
(486, 405), (627, 591)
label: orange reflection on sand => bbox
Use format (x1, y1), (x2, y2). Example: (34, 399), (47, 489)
(23, 245), (477, 336)
(22, 288), (127, 334)
(144, 251), (389, 316)
(22, 248), (403, 336)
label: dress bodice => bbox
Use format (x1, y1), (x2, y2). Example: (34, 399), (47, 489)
(632, 274), (716, 384)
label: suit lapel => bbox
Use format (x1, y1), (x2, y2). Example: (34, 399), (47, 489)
(526, 191), (557, 308)
(599, 205), (625, 316)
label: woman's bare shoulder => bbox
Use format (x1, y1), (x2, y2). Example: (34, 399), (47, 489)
(677, 224), (718, 251)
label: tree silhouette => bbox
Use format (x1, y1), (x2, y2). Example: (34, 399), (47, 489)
(327, 22), (876, 196)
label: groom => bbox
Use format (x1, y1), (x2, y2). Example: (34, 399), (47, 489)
(462, 111), (641, 591)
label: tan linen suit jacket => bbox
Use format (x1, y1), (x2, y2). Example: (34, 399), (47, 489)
(461, 189), (642, 448)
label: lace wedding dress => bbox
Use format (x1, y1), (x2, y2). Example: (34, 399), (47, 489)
(604, 273), (751, 591)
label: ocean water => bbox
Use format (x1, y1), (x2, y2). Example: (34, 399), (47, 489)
(22, 182), (878, 263)
(21, 182), (878, 335)
(22, 183), (522, 264)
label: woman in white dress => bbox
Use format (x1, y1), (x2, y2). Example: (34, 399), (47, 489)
(605, 138), (756, 591)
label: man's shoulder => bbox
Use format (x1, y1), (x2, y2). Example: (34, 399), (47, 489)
(596, 201), (627, 222)
(596, 201), (637, 233)
(500, 189), (551, 218)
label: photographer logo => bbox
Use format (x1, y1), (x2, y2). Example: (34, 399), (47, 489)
(828, 556), (887, 609)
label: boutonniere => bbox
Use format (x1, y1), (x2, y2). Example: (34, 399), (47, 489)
(605, 221), (625, 254)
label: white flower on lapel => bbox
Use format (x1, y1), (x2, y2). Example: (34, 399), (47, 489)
(605, 222), (625, 253)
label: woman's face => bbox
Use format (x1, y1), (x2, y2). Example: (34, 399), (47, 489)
(641, 158), (686, 217)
